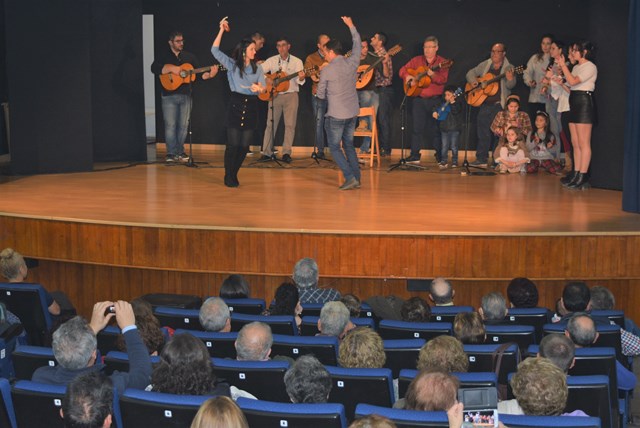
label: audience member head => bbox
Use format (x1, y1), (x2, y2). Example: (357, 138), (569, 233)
(199, 297), (231, 332)
(341, 294), (362, 318)
(284, 355), (331, 403)
(401, 297), (431, 322)
(510, 357), (568, 416)
(53, 316), (98, 370)
(507, 277), (539, 308)
(117, 298), (164, 355)
(269, 282), (300, 316)
(428, 277), (454, 305)
(453, 312), (486, 344)
(235, 322), (273, 361)
(589, 286), (615, 310)
(404, 371), (459, 411)
(0, 247), (27, 282)
(561, 281), (590, 313)
(349, 415), (397, 428)
(61, 372), (113, 428)
(417, 335), (469, 373)
(565, 313), (598, 347)
(538, 334), (575, 373)
(190, 396), (248, 428)
(219, 274), (250, 299)
(338, 327), (386, 368)
(318, 301), (350, 337)
(293, 258), (319, 289)
(151, 333), (218, 395)
(479, 292), (508, 321)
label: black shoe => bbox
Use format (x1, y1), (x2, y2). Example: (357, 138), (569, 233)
(260, 155), (271, 161)
(339, 177), (359, 190)
(405, 155), (421, 164)
(224, 175), (239, 187)
(282, 154), (292, 163)
(315, 152), (326, 160)
(567, 172), (589, 189)
(561, 171), (577, 187)
(165, 154), (178, 163)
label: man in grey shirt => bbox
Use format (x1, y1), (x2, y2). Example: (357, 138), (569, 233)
(317, 16), (362, 190)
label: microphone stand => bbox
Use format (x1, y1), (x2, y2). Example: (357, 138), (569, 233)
(252, 82), (283, 167)
(388, 94), (425, 172)
(310, 96), (333, 165)
(460, 96), (495, 177)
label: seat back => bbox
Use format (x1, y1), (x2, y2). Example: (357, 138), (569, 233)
(271, 334), (339, 366)
(429, 306), (475, 323)
(11, 380), (66, 428)
(383, 339), (425, 378)
(140, 293), (202, 310)
(96, 325), (122, 356)
(355, 404), (449, 428)
(175, 329), (238, 358)
(222, 298), (266, 315)
(463, 344), (520, 385)
(0, 333), (21, 379)
(398, 370), (498, 400)
(0, 378), (16, 428)
(154, 307), (203, 330)
(543, 323), (624, 364)
(566, 375), (613, 428)
(237, 397), (347, 428)
(300, 316), (374, 336)
(506, 308), (551, 342)
(119, 388), (209, 427)
(231, 313), (298, 336)
(591, 310), (625, 328)
(12, 345), (57, 380)
(211, 358), (290, 402)
(485, 324), (536, 352)
(104, 351), (160, 375)
(325, 366), (394, 422)
(0, 283), (53, 346)
(500, 414), (601, 428)
(378, 320), (452, 340)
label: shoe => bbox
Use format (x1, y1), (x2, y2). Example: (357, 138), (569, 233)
(339, 177), (359, 190)
(438, 162), (448, 170)
(499, 169), (507, 174)
(282, 154), (292, 163)
(405, 155), (421, 164)
(451, 163), (458, 168)
(178, 153), (190, 162)
(359, 149), (370, 155)
(165, 154), (178, 162)
(380, 150), (388, 157)
(315, 152), (326, 160)
(246, 151), (254, 156)
(355, 180), (361, 188)
(470, 160), (488, 167)
(224, 175), (239, 187)
(561, 171), (577, 187)
(260, 155), (271, 161)
(567, 172), (590, 189)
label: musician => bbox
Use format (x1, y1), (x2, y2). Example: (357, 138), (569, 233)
(465, 42), (516, 167)
(251, 32), (266, 63)
(211, 18), (266, 188)
(304, 34), (331, 159)
(151, 31), (217, 163)
(317, 16), (362, 190)
(259, 38), (306, 163)
(370, 32), (394, 156)
(399, 36), (450, 163)
(356, 38), (379, 154)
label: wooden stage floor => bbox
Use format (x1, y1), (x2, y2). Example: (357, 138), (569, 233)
(0, 145), (638, 236)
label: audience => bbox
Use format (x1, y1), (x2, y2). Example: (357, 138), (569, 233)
(61, 372), (114, 428)
(453, 311), (486, 344)
(318, 301), (354, 341)
(219, 274), (251, 299)
(33, 300), (152, 394)
(293, 257), (341, 304)
(506, 277), (540, 308)
(263, 282), (303, 332)
(402, 371), (459, 411)
(341, 293), (362, 317)
(191, 396), (249, 428)
(235, 321), (273, 361)
(417, 335), (469, 373)
(199, 297), (231, 332)
(349, 414), (397, 428)
(400, 296), (431, 322)
(479, 292), (508, 325)
(284, 355), (332, 403)
(538, 333), (575, 372)
(116, 297), (164, 355)
(338, 327), (386, 368)
(428, 277), (455, 306)
(590, 285), (640, 337)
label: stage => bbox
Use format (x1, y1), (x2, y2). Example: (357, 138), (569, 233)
(1, 145), (639, 319)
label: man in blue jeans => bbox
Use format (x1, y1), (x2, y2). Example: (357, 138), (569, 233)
(317, 17), (361, 190)
(151, 31), (216, 162)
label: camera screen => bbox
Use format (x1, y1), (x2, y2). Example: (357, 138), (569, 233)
(463, 409), (498, 427)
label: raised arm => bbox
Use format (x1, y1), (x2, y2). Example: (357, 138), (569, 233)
(210, 17), (234, 70)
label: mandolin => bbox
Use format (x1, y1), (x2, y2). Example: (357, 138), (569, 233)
(435, 87), (463, 121)
(159, 63), (225, 91)
(355, 44), (402, 90)
(464, 65), (525, 107)
(259, 66), (318, 101)
(403, 59), (454, 97)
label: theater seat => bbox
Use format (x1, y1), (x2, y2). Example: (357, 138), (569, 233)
(119, 388), (209, 427)
(0, 378), (16, 428)
(11, 345), (57, 380)
(11, 380), (66, 428)
(237, 397), (347, 428)
(211, 358), (290, 402)
(355, 403), (449, 428)
(378, 320), (452, 341)
(174, 329), (238, 359)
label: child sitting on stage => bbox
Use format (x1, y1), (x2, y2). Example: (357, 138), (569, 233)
(496, 126), (530, 174)
(526, 111), (562, 174)
(490, 95), (532, 148)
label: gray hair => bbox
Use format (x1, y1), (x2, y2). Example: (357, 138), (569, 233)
(52, 316), (97, 370)
(293, 258), (319, 289)
(566, 313), (597, 347)
(429, 277), (453, 304)
(0, 247), (26, 281)
(235, 322), (273, 361)
(284, 355), (331, 403)
(423, 36), (439, 46)
(589, 286), (615, 310)
(539, 334), (575, 373)
(319, 301), (350, 337)
(480, 292), (507, 321)
(199, 297), (230, 332)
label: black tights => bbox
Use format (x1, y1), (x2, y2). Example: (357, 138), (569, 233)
(224, 128), (254, 187)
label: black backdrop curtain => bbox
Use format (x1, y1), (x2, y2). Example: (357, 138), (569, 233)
(623, 0), (640, 212)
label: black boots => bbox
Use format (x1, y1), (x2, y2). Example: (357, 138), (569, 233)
(224, 146), (239, 187)
(561, 171), (577, 187)
(566, 172), (590, 189)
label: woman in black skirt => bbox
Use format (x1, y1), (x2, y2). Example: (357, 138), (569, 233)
(557, 40), (597, 189)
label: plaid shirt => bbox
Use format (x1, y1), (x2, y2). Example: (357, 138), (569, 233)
(373, 47), (393, 87)
(620, 325), (640, 356)
(299, 287), (341, 305)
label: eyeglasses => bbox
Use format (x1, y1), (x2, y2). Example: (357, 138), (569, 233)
(172, 39), (184, 44)
(491, 50), (504, 54)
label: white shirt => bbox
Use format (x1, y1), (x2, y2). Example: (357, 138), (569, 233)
(570, 61), (597, 92)
(260, 54), (305, 94)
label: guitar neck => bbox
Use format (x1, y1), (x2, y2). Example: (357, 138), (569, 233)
(191, 65), (227, 74)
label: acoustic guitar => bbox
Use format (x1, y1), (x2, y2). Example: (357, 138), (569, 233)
(464, 65), (525, 107)
(355, 44), (402, 90)
(435, 87), (463, 122)
(159, 63), (225, 91)
(259, 66), (318, 101)
(403, 59), (454, 97)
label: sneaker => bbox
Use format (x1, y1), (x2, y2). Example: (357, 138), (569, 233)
(451, 163), (458, 168)
(339, 177), (359, 190)
(165, 154), (178, 163)
(405, 155), (421, 164)
(315, 152), (326, 160)
(282, 154), (292, 163)
(260, 155), (271, 161)
(470, 160), (488, 167)
(178, 153), (190, 162)
(438, 162), (448, 170)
